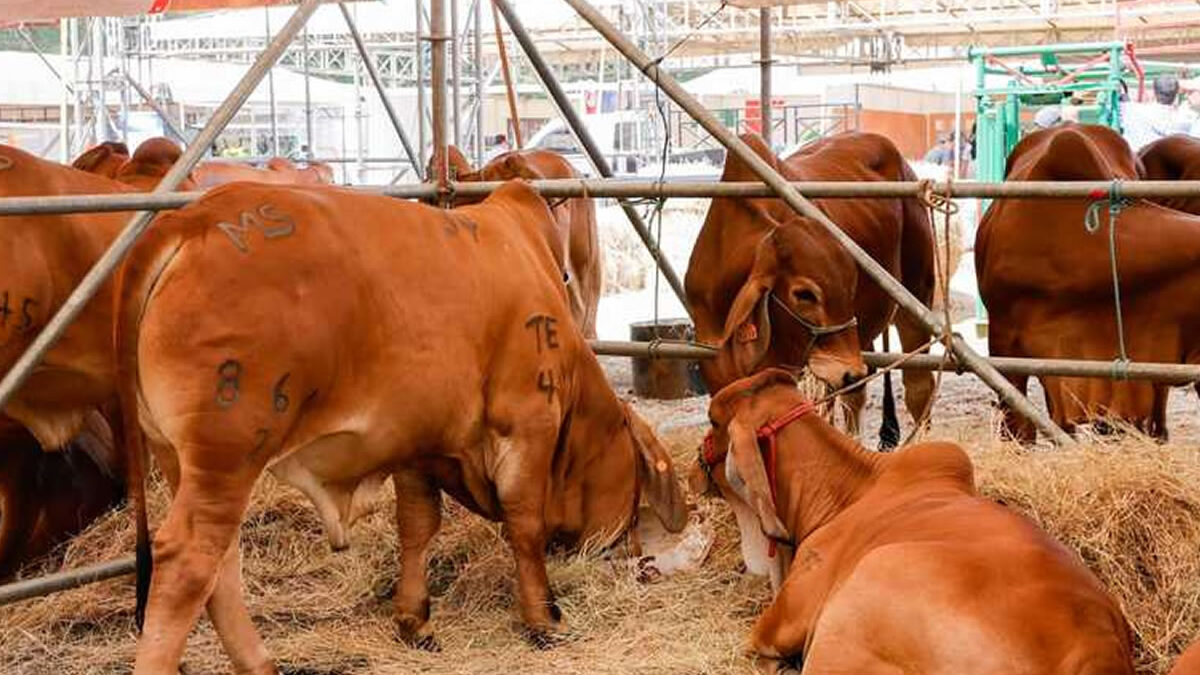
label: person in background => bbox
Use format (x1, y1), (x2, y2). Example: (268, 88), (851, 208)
(1179, 79), (1200, 137)
(1123, 74), (1189, 151)
(923, 133), (953, 165)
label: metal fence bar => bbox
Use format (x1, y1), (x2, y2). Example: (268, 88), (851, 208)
(0, 557), (135, 606)
(589, 341), (1200, 384)
(0, 0), (324, 413)
(563, 0), (1073, 446)
(9, 180), (1200, 217)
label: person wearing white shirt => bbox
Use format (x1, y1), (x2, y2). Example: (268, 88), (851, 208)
(1123, 75), (1191, 151)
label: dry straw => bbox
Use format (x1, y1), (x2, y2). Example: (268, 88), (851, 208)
(1, 417), (1197, 674)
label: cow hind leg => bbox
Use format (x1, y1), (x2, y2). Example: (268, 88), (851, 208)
(492, 431), (565, 647)
(134, 460), (261, 674)
(207, 541), (274, 674)
(392, 468), (443, 651)
(894, 311), (935, 433)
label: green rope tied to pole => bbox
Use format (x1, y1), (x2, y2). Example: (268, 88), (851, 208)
(1084, 179), (1130, 380)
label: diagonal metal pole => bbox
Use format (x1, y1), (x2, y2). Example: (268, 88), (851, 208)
(123, 72), (189, 145)
(339, 2), (423, 179)
(492, 0), (691, 316)
(561, 0), (1072, 446)
(0, 0), (323, 412)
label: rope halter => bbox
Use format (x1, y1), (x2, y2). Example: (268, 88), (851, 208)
(698, 400), (815, 557)
(767, 291), (859, 369)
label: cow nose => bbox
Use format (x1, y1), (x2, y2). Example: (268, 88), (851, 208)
(842, 371), (862, 388)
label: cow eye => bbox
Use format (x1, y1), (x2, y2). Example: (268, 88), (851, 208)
(793, 288), (818, 304)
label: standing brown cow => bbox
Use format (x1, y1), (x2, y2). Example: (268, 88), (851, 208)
(977, 124), (1200, 440)
(427, 145), (602, 337)
(0, 138), (186, 577)
(686, 132), (935, 446)
(190, 157), (335, 188)
(114, 180), (687, 673)
(692, 368), (1134, 673)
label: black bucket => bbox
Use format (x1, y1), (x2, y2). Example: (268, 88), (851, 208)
(629, 318), (707, 400)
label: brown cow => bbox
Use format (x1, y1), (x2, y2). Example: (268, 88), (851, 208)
(0, 139), (186, 450)
(0, 138), (186, 576)
(686, 132), (935, 446)
(691, 368), (1134, 673)
(1139, 134), (1200, 214)
(977, 124), (1200, 440)
(190, 156), (335, 188)
(114, 179), (687, 672)
(426, 146), (602, 337)
(1171, 640), (1200, 675)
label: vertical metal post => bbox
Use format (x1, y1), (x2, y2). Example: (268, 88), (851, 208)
(492, 0), (690, 312)
(416, 0), (427, 170)
(0, 0), (323, 411)
(451, 0), (462, 148)
(491, 0), (522, 147)
(561, 0), (1072, 446)
(265, 7), (279, 156)
(303, 25), (313, 158)
(431, 0), (448, 192)
(339, 2), (422, 178)
(59, 18), (70, 162)
(759, 7), (772, 149)
(473, 0), (484, 164)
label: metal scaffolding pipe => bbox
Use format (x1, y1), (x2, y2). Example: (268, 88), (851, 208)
(562, 0), (1073, 446)
(11, 179), (1200, 216)
(0, 557), (135, 606)
(473, 0), (484, 165)
(339, 2), (422, 178)
(491, 0), (522, 147)
(759, 7), (772, 149)
(451, 0), (462, 149)
(123, 72), (189, 145)
(492, 0), (691, 314)
(431, 0), (449, 191)
(0, 0), (323, 413)
(589, 341), (1200, 384)
(416, 0), (427, 170)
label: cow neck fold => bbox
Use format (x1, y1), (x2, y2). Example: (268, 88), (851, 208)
(772, 417), (882, 546)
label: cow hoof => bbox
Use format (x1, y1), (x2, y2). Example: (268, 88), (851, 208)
(395, 617), (440, 652)
(521, 616), (569, 650)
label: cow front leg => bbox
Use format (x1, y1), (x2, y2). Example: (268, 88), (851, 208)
(134, 462), (259, 674)
(392, 468), (442, 651)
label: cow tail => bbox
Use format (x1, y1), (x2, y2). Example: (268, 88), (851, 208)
(878, 329), (899, 451)
(113, 214), (183, 631)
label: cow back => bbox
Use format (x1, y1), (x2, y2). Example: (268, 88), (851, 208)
(1139, 135), (1200, 215)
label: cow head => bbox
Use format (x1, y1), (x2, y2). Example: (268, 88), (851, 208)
(691, 368), (798, 586)
(721, 223), (866, 389)
(558, 397), (688, 549)
(71, 141), (130, 178)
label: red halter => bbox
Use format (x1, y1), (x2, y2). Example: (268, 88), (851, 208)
(699, 400), (815, 557)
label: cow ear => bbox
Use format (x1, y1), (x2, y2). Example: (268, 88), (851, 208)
(502, 155), (545, 182)
(628, 409), (689, 533)
(722, 275), (773, 374)
(72, 145), (114, 173)
(725, 418), (789, 541)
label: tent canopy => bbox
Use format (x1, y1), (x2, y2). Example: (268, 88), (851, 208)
(5, 0), (329, 22)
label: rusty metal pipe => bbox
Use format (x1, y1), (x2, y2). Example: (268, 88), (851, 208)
(8, 180), (1200, 216)
(0, 557), (135, 606)
(590, 341), (1200, 384)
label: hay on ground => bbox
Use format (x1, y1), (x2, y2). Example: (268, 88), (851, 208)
(1, 416), (1197, 674)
